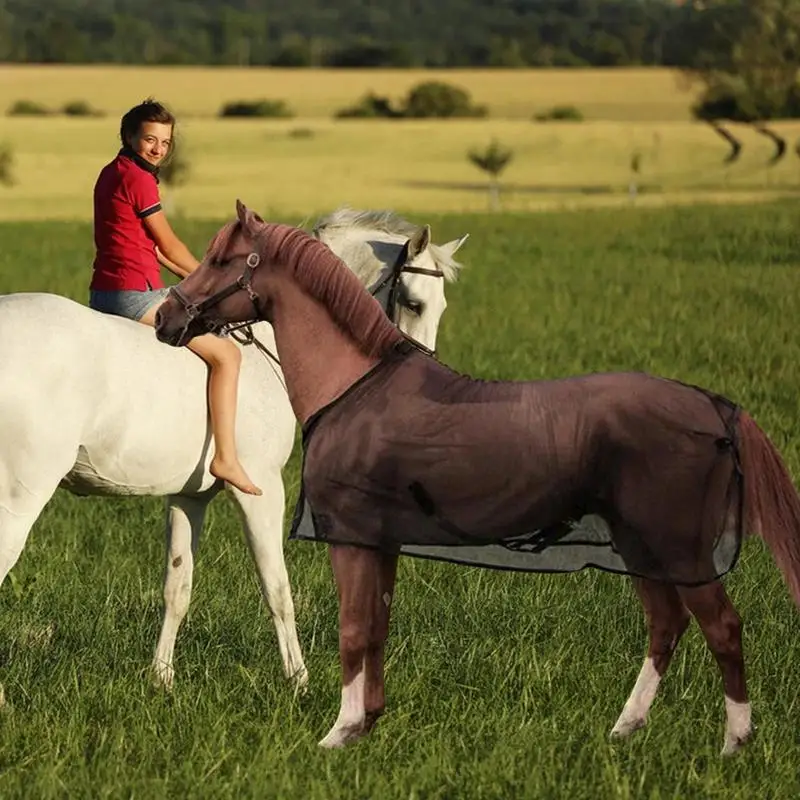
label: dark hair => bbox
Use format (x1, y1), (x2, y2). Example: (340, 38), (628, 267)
(119, 97), (176, 149)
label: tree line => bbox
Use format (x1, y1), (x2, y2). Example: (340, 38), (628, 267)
(0, 0), (735, 69)
(1, 1), (798, 122)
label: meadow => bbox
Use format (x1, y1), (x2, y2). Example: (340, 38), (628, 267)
(0, 65), (699, 121)
(1, 65), (799, 221)
(0, 200), (799, 797)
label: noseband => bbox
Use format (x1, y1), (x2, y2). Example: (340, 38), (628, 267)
(168, 251), (263, 335)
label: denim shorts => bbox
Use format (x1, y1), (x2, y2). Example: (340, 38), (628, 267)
(89, 287), (171, 322)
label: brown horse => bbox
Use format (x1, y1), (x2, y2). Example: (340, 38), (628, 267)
(154, 201), (800, 756)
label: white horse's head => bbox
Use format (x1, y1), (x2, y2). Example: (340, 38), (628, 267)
(311, 208), (468, 354)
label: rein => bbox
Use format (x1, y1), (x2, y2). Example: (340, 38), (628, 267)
(168, 240), (445, 363)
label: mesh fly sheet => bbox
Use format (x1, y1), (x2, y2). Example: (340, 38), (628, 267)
(290, 343), (743, 585)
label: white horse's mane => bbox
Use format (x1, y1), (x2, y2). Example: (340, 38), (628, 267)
(312, 206), (464, 283)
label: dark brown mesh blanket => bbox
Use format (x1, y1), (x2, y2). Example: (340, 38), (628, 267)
(290, 342), (743, 584)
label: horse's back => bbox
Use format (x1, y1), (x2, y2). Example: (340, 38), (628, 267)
(0, 292), (216, 495)
(0, 293), (293, 496)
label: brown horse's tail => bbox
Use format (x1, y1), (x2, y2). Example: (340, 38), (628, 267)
(738, 411), (800, 607)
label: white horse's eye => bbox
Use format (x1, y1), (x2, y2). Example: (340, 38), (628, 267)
(405, 301), (423, 316)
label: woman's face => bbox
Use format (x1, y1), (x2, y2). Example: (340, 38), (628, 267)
(129, 120), (173, 167)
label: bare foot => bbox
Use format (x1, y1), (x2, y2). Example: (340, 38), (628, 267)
(210, 456), (263, 495)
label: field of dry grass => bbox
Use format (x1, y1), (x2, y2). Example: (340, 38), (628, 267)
(0, 65), (700, 121)
(0, 66), (798, 221)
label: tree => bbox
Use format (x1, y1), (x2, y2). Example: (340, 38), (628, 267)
(682, 0), (800, 121)
(160, 149), (190, 188)
(0, 143), (15, 187)
(467, 139), (514, 211)
(403, 81), (487, 118)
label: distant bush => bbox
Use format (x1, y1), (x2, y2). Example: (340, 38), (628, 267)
(159, 149), (191, 188)
(534, 105), (584, 122)
(0, 142), (15, 186)
(335, 92), (403, 119)
(334, 81), (487, 120)
(402, 81), (487, 118)
(7, 99), (50, 116)
(287, 127), (316, 139)
(62, 99), (103, 117)
(218, 100), (294, 119)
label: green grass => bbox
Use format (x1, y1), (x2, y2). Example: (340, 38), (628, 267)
(1, 202), (800, 797)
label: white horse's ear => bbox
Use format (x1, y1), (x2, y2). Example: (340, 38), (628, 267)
(407, 224), (431, 259)
(438, 233), (469, 258)
(236, 199), (264, 238)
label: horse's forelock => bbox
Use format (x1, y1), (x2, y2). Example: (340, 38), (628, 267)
(204, 220), (241, 262)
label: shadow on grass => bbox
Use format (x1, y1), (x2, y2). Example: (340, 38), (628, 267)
(397, 179), (800, 198)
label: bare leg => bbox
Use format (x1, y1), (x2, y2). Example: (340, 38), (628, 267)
(140, 301), (262, 496)
(611, 577), (690, 738)
(319, 543), (381, 748)
(677, 581), (751, 756)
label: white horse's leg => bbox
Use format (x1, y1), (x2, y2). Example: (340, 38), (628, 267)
(152, 494), (208, 689)
(0, 460), (71, 707)
(0, 493), (55, 587)
(233, 472), (308, 689)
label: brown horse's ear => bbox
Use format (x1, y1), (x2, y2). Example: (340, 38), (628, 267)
(235, 199), (264, 239)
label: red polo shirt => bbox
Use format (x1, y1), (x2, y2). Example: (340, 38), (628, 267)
(90, 152), (164, 291)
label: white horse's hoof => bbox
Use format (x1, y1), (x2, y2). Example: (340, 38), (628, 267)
(151, 661), (174, 691)
(291, 666), (309, 694)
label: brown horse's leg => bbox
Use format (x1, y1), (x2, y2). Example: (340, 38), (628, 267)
(319, 543), (380, 749)
(363, 552), (399, 733)
(611, 577), (690, 738)
(677, 580), (751, 756)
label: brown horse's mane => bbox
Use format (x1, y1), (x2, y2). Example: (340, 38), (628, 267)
(209, 219), (403, 359)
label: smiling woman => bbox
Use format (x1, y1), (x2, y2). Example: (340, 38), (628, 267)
(86, 97), (263, 497)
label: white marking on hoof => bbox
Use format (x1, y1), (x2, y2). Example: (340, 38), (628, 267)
(319, 669), (366, 749)
(610, 715), (646, 739)
(318, 721), (366, 749)
(610, 657), (661, 739)
(721, 698), (752, 756)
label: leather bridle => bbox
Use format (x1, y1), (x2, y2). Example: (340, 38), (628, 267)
(167, 243), (445, 357)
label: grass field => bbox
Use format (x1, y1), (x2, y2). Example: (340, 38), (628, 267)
(0, 65), (701, 121)
(1, 116), (799, 222)
(1, 65), (798, 221)
(0, 201), (799, 797)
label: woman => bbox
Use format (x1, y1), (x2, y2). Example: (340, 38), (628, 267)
(89, 98), (262, 496)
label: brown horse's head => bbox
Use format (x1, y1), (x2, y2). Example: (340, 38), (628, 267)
(155, 200), (268, 347)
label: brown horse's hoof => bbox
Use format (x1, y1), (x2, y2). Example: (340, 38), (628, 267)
(363, 709), (384, 733)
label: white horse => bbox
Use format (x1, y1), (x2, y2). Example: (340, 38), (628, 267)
(0, 208), (468, 691)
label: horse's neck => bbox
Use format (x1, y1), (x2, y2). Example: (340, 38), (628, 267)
(271, 279), (379, 425)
